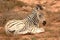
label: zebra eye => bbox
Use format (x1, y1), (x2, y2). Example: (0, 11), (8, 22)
(39, 15), (41, 17)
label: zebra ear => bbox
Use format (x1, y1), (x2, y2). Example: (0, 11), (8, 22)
(36, 4), (43, 10)
(32, 5), (43, 14)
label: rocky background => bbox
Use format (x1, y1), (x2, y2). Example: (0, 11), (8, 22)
(0, 0), (60, 40)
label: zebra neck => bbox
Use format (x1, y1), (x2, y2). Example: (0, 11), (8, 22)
(26, 13), (39, 26)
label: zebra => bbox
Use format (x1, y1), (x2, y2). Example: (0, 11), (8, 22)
(5, 5), (46, 35)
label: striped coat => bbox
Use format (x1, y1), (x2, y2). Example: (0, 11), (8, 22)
(5, 5), (46, 35)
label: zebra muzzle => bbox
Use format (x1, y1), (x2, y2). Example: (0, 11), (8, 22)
(42, 21), (46, 26)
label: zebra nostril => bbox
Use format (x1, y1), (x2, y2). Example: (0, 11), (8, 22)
(42, 21), (46, 26)
(8, 30), (15, 33)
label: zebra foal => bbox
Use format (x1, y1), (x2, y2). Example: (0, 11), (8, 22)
(5, 5), (46, 35)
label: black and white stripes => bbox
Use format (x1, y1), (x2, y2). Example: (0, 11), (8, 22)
(5, 5), (46, 35)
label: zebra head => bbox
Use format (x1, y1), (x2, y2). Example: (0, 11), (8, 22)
(32, 4), (46, 26)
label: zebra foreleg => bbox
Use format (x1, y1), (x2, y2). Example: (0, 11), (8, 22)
(31, 27), (45, 34)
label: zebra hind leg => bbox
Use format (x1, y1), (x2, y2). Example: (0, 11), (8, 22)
(14, 30), (30, 35)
